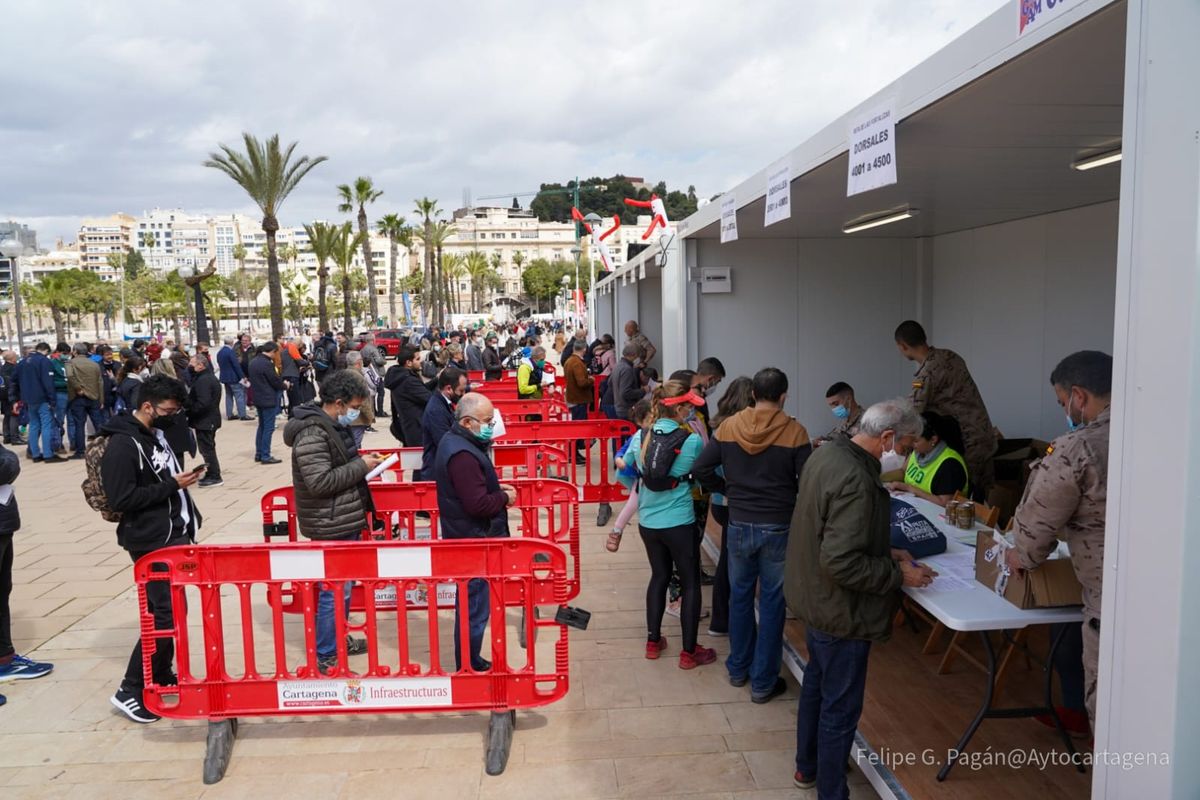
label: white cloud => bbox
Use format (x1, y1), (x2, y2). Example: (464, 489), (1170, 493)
(0, 0), (1006, 246)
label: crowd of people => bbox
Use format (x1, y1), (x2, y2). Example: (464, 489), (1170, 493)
(0, 314), (1112, 800)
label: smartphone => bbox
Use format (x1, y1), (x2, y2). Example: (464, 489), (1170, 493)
(189, 463), (207, 475)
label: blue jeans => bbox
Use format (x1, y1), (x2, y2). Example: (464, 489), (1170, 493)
(316, 581), (353, 659)
(795, 628), (872, 800)
(255, 404), (278, 460)
(53, 391), (69, 451)
(454, 578), (490, 670)
(224, 382), (247, 419)
(726, 520), (789, 695)
(69, 397), (106, 455)
(26, 402), (54, 459)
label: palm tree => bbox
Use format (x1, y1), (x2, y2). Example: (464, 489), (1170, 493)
(331, 222), (367, 336)
(376, 213), (406, 326)
(464, 251), (491, 313)
(413, 198), (440, 326)
(337, 177), (384, 324)
(303, 221), (340, 333)
(429, 220), (456, 325)
(441, 253), (464, 315)
(244, 272), (269, 333)
(203, 133), (328, 338)
(279, 243), (299, 275)
(396, 225), (417, 323)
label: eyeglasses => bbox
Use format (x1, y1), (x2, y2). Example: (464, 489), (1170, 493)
(153, 405), (183, 417)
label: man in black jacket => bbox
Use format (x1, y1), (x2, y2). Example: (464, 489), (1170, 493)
(100, 374), (203, 724)
(248, 342), (284, 464)
(0, 440), (54, 701)
(187, 355), (223, 487)
(385, 346), (432, 451)
(421, 367), (466, 478)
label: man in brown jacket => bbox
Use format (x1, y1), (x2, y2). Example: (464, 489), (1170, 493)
(66, 343), (106, 459)
(1007, 350), (1111, 731)
(563, 340), (593, 464)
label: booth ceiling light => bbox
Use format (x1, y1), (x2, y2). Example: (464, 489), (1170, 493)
(1071, 148), (1122, 171)
(842, 207), (918, 234)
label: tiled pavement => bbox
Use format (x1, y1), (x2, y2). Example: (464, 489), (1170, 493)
(0, 419), (875, 799)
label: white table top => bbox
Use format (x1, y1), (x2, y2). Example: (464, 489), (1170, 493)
(897, 494), (1082, 632)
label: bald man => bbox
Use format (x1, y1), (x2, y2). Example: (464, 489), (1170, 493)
(624, 320), (656, 367)
(431, 392), (516, 671)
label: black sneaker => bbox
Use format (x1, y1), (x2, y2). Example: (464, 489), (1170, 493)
(198, 477), (224, 487)
(596, 503), (612, 527)
(729, 674), (748, 688)
(110, 688), (161, 723)
(751, 677), (788, 704)
(260, 456), (282, 465)
(345, 635), (367, 655)
(318, 655), (338, 675)
(43, 456), (70, 464)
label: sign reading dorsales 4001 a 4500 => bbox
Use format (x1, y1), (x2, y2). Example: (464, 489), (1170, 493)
(846, 100), (897, 197)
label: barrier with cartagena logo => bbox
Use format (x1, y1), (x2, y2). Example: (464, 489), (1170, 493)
(134, 538), (575, 783)
(261, 478), (582, 606)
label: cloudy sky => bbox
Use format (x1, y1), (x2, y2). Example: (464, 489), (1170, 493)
(2, 0), (1006, 246)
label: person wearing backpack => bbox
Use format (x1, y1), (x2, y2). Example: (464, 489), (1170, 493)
(95, 374), (204, 724)
(312, 331), (338, 385)
(623, 379), (716, 670)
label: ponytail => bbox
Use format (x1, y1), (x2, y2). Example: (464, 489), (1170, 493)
(640, 379), (690, 462)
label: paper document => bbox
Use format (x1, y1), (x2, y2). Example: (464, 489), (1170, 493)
(541, 370), (556, 386)
(365, 453), (399, 481)
(0, 484), (12, 505)
(492, 409), (506, 438)
(920, 550), (977, 592)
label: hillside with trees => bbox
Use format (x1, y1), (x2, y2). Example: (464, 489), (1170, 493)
(528, 176), (698, 226)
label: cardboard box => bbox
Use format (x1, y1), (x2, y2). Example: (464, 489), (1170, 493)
(987, 438), (1052, 527)
(974, 530), (1083, 609)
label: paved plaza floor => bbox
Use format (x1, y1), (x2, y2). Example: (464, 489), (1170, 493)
(0, 420), (875, 799)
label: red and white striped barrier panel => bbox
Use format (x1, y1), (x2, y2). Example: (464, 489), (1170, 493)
(262, 478), (582, 606)
(134, 538), (573, 781)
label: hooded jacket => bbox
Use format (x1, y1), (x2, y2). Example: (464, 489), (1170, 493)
(283, 404), (371, 540)
(693, 406), (812, 525)
(99, 412), (201, 551)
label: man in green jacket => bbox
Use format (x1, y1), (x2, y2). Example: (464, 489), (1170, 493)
(784, 399), (936, 796)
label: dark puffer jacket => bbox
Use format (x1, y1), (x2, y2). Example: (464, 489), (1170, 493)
(282, 403), (371, 540)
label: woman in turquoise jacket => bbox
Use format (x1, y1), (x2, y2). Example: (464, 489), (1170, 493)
(625, 380), (717, 670)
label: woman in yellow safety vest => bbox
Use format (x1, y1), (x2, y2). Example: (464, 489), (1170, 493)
(887, 411), (969, 506)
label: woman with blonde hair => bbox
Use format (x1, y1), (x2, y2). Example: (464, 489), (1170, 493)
(622, 379), (716, 670)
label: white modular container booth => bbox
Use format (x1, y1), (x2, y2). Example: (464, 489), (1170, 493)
(593, 0), (1200, 796)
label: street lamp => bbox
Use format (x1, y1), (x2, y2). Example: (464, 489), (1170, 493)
(560, 273), (572, 320)
(583, 212), (602, 334)
(569, 246), (582, 329)
(0, 239), (26, 352)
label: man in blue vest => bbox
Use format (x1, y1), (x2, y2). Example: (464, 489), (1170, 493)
(432, 392), (515, 672)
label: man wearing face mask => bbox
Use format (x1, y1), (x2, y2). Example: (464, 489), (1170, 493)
(814, 382), (864, 447)
(516, 346), (547, 402)
(784, 398), (935, 796)
(1005, 350), (1111, 735)
(99, 375), (204, 724)
(421, 367), (467, 478)
(283, 370), (387, 675)
(433, 392), (516, 671)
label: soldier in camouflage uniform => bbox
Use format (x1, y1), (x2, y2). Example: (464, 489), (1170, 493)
(894, 321), (996, 496)
(1006, 350), (1112, 726)
(814, 381), (864, 446)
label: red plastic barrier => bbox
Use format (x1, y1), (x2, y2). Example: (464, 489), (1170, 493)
(134, 538), (571, 780)
(489, 397), (570, 421)
(262, 478), (582, 603)
(588, 375), (609, 419)
(471, 380), (564, 402)
(363, 443), (570, 482)
(497, 419), (636, 504)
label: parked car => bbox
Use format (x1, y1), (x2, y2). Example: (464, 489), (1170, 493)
(354, 329), (409, 357)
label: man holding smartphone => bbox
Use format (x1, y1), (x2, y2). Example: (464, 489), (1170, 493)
(98, 374), (203, 724)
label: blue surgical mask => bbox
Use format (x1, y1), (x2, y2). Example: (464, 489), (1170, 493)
(476, 423), (495, 443)
(832, 404), (850, 420)
(1065, 392), (1081, 433)
(338, 407), (361, 426)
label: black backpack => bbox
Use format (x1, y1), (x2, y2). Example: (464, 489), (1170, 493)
(640, 426), (693, 492)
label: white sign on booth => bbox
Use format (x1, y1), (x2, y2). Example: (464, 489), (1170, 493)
(846, 100), (898, 196)
(720, 196), (739, 243)
(764, 165), (791, 227)
(1017, 0), (1078, 36)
